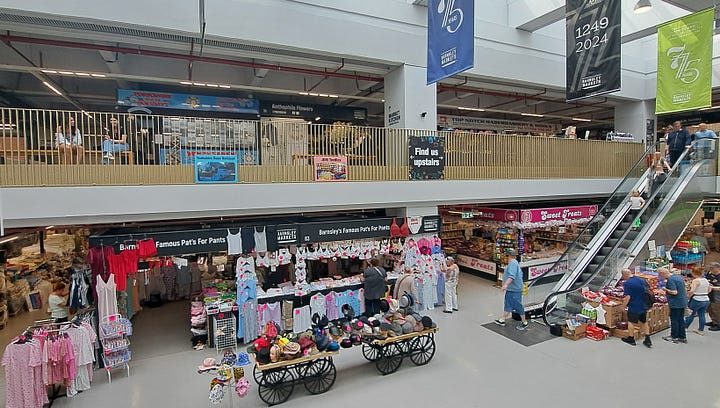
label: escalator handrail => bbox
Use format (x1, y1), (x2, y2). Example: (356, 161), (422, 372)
(526, 141), (663, 294)
(540, 142), (699, 325)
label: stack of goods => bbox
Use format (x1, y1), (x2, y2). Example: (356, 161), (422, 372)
(6, 279), (29, 316)
(100, 315), (132, 371)
(197, 351), (252, 405)
(599, 273), (671, 338)
(190, 301), (208, 350)
(670, 240), (704, 267)
(0, 267), (7, 328)
(250, 319), (340, 366)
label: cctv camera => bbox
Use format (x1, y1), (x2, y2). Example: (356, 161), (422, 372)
(420, 112), (427, 118)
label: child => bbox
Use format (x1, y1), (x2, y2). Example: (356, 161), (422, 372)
(628, 190), (645, 229)
(49, 282), (69, 323)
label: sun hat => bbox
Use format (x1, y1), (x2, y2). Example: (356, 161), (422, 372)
(256, 348), (271, 364)
(253, 337), (270, 351)
(368, 317), (380, 327)
(221, 351), (237, 366)
(379, 322), (392, 333)
(340, 338), (353, 348)
(421, 316), (437, 329)
(235, 352), (251, 366)
(352, 320), (364, 330)
(315, 335), (331, 351)
(401, 321), (415, 334)
(327, 341), (340, 351)
(235, 377), (251, 398)
(198, 357), (218, 371)
(283, 342), (301, 355)
(350, 334), (362, 346)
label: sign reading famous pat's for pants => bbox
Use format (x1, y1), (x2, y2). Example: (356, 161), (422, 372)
(409, 136), (444, 180)
(655, 9), (713, 114)
(565, 0), (621, 102)
(426, 0), (474, 85)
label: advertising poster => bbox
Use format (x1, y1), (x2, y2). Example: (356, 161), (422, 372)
(565, 0), (621, 101)
(409, 135), (445, 180)
(194, 154), (238, 184)
(427, 0), (474, 84)
(313, 156), (348, 182)
(656, 9), (713, 114)
(117, 89), (259, 114)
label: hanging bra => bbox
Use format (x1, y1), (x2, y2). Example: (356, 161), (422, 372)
(295, 246), (308, 262)
(390, 217), (401, 238)
(398, 218), (410, 237)
(255, 252), (270, 267)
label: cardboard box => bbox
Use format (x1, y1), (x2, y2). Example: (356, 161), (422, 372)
(600, 302), (624, 328)
(562, 323), (587, 340)
(611, 327), (631, 339)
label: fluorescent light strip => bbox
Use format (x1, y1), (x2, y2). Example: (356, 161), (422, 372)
(0, 236), (19, 244)
(41, 69), (57, 74)
(90, 73), (106, 78)
(572, 117), (592, 122)
(458, 107), (486, 112)
(75, 72), (90, 76)
(699, 106), (720, 111)
(218, 85), (231, 89)
(58, 71), (74, 75)
(180, 81), (193, 85)
(521, 113), (544, 117)
(42, 81), (63, 95)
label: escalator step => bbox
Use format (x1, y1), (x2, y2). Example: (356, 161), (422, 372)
(619, 222), (631, 229)
(606, 239), (618, 246)
(599, 247), (611, 255)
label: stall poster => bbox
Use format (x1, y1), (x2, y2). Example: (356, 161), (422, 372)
(472, 208), (519, 222)
(520, 205), (598, 223)
(409, 135), (445, 180)
(313, 156), (348, 182)
(194, 154), (238, 184)
(565, 0), (621, 102)
(655, 9), (713, 114)
(117, 89), (259, 114)
(427, 0), (474, 84)
(525, 259), (568, 281)
(455, 254), (496, 276)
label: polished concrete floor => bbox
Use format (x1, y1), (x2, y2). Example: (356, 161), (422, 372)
(2, 271), (719, 408)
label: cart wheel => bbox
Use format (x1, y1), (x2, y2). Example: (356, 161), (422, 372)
(409, 334), (436, 366)
(258, 368), (294, 406)
(253, 365), (264, 384)
(375, 343), (403, 375)
(361, 343), (382, 362)
(303, 357), (337, 394)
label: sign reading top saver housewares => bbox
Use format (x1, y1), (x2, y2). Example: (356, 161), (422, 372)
(117, 89), (259, 114)
(409, 136), (445, 180)
(565, 0), (621, 102)
(427, 0), (474, 85)
(655, 9), (713, 114)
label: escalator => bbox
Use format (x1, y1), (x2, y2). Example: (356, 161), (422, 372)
(540, 145), (717, 326)
(521, 142), (661, 313)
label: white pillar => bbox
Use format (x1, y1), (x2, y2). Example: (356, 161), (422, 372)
(384, 64), (437, 130)
(614, 100), (656, 146)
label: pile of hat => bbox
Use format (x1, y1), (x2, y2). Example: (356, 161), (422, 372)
(374, 298), (437, 338)
(197, 351), (252, 404)
(249, 319), (340, 365)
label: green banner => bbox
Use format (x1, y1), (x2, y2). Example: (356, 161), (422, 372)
(656, 9), (713, 115)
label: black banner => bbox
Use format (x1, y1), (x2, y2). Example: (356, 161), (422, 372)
(260, 101), (367, 124)
(274, 224), (299, 246)
(89, 228), (229, 256)
(566, 0), (621, 102)
(409, 136), (445, 180)
(299, 218), (393, 243)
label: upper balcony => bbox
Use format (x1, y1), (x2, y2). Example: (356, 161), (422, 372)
(0, 108), (644, 187)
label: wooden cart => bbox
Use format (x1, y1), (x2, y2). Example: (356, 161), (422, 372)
(360, 327), (438, 375)
(252, 351), (338, 406)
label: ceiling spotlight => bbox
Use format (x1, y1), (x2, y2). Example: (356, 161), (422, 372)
(634, 0), (652, 14)
(315, 116), (321, 121)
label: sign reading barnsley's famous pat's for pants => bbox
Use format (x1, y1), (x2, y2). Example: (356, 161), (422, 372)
(426, 0), (474, 85)
(409, 136), (444, 180)
(565, 0), (621, 102)
(655, 9), (713, 114)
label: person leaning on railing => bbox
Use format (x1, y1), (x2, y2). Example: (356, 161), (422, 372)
(55, 116), (84, 164)
(102, 116), (129, 164)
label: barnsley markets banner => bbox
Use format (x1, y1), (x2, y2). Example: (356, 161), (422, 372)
(656, 9), (713, 114)
(427, 0), (474, 84)
(566, 0), (621, 102)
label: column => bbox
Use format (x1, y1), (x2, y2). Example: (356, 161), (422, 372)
(614, 100), (656, 147)
(384, 64), (437, 130)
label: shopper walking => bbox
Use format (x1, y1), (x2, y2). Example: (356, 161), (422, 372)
(494, 249), (528, 330)
(659, 267), (688, 343)
(443, 257), (459, 314)
(685, 267), (711, 335)
(628, 190), (645, 229)
(362, 258), (387, 317)
(621, 268), (653, 347)
(704, 263), (720, 331)
(666, 120), (692, 167)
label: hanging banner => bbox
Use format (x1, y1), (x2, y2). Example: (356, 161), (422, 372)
(409, 136), (445, 180)
(520, 205), (598, 224)
(313, 156), (348, 182)
(427, 0), (474, 85)
(656, 9), (713, 114)
(194, 154), (238, 184)
(565, 0), (622, 102)
(118, 89), (259, 114)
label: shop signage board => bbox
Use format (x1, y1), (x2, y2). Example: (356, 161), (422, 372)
(473, 208), (519, 222)
(298, 215), (441, 243)
(90, 228), (231, 256)
(260, 101), (367, 123)
(520, 205), (598, 223)
(158, 148), (257, 165)
(426, 0), (474, 84)
(437, 115), (558, 133)
(565, 0), (621, 102)
(313, 156), (348, 182)
(274, 224), (299, 246)
(656, 9), (713, 114)
(455, 254), (496, 276)
(408, 136), (445, 180)
(117, 89), (259, 114)
(194, 154), (238, 184)
(524, 258), (567, 281)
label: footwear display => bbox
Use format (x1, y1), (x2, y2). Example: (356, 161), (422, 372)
(621, 336), (637, 346)
(493, 319), (506, 327)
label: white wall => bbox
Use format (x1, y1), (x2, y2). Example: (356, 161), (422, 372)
(0, 178), (622, 229)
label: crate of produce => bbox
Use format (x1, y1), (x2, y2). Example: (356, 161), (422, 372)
(670, 251), (703, 264)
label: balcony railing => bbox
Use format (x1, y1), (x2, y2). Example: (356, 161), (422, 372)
(0, 108), (644, 187)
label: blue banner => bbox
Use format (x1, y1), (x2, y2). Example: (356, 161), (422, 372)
(117, 89), (259, 114)
(194, 154), (238, 184)
(158, 148), (257, 165)
(427, 0), (474, 85)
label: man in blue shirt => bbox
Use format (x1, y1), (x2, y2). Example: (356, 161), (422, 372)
(693, 123), (717, 160)
(666, 121), (692, 167)
(659, 267), (688, 343)
(494, 249), (528, 330)
(621, 268), (652, 347)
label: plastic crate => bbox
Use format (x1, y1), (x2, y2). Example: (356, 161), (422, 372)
(670, 251), (703, 264)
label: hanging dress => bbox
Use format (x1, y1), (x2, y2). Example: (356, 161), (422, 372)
(96, 274), (119, 321)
